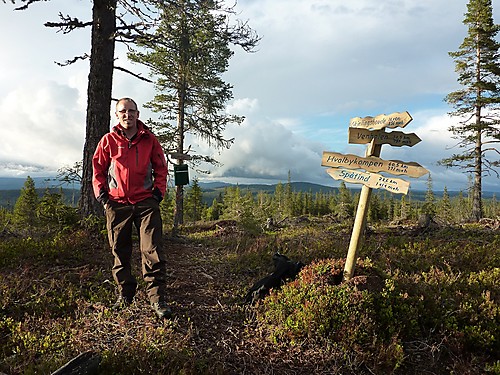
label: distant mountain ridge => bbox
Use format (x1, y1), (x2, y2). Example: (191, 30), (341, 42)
(0, 177), (70, 190)
(0, 177), (497, 208)
(0, 177), (335, 193)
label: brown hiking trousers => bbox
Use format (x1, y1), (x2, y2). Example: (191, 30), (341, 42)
(105, 197), (166, 304)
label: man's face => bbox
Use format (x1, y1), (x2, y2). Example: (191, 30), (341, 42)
(116, 100), (139, 129)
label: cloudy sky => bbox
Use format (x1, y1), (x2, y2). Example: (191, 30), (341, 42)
(1, 0), (499, 193)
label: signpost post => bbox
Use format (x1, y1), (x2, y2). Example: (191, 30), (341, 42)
(321, 112), (428, 281)
(343, 139), (381, 281)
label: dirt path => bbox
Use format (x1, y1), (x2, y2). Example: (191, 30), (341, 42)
(161, 238), (329, 374)
(163, 239), (256, 372)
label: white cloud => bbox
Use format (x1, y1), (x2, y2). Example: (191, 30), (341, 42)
(0, 81), (85, 176)
(1, 0), (499, 192)
(226, 98), (259, 115)
(225, 0), (467, 118)
(195, 116), (324, 183)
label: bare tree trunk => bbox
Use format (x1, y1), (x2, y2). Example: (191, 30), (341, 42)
(172, 24), (189, 233)
(79, 0), (117, 217)
(173, 102), (185, 231)
(174, 185), (184, 229)
(472, 110), (483, 221)
(472, 43), (483, 222)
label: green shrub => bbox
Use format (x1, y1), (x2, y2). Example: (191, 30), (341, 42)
(258, 259), (407, 371)
(257, 257), (500, 373)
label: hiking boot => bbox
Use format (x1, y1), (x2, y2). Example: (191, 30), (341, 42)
(151, 301), (172, 319)
(112, 295), (133, 311)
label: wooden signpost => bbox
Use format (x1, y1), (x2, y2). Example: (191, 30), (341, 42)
(349, 111), (413, 130)
(326, 168), (410, 195)
(348, 127), (421, 147)
(321, 111), (429, 281)
(321, 151), (428, 178)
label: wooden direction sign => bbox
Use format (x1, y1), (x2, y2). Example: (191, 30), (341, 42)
(321, 151), (429, 178)
(326, 168), (410, 195)
(349, 111), (412, 130)
(168, 152), (192, 160)
(348, 128), (421, 147)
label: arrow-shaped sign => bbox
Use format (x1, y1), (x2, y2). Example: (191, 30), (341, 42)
(349, 111), (412, 130)
(321, 151), (429, 178)
(348, 128), (421, 147)
(326, 168), (410, 195)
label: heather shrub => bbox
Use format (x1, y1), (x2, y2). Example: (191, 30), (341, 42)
(257, 258), (500, 373)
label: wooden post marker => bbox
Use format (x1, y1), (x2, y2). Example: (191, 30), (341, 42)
(321, 152), (428, 178)
(348, 127), (421, 147)
(326, 168), (410, 194)
(321, 111), (429, 281)
(349, 111), (412, 130)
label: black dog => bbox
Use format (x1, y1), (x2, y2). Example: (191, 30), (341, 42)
(244, 253), (305, 305)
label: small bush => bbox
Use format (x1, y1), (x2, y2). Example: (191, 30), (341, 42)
(257, 257), (500, 373)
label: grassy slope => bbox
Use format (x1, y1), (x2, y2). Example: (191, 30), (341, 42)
(0, 219), (499, 374)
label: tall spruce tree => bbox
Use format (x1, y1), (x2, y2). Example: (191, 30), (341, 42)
(337, 181), (354, 221)
(422, 174), (436, 217)
(13, 176), (39, 230)
(443, 0), (500, 221)
(184, 178), (204, 222)
(438, 186), (453, 223)
(128, 0), (259, 231)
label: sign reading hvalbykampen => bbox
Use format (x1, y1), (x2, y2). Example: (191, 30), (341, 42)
(348, 127), (421, 147)
(321, 151), (429, 178)
(349, 111), (412, 130)
(326, 168), (410, 194)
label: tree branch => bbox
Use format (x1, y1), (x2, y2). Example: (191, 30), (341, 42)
(11, 0), (50, 11)
(55, 53), (89, 67)
(114, 66), (153, 83)
(45, 13), (92, 34)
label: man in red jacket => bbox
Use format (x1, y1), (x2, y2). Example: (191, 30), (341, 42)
(92, 97), (171, 319)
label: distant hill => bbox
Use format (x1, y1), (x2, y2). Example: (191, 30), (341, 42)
(0, 177), (68, 190)
(1, 177), (497, 208)
(198, 181), (340, 205)
(0, 177), (79, 208)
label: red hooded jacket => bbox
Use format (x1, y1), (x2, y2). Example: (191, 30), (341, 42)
(92, 120), (168, 205)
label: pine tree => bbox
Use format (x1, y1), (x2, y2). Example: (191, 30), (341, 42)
(4, 0), (164, 217)
(284, 171), (294, 217)
(184, 178), (204, 222)
(438, 186), (453, 223)
(159, 190), (175, 228)
(368, 193), (382, 223)
(421, 174), (436, 217)
(273, 182), (286, 218)
(443, 0), (500, 221)
(486, 193), (498, 217)
(255, 191), (273, 221)
(128, 0), (259, 230)
(337, 181), (353, 221)
(399, 195), (409, 221)
(205, 198), (222, 221)
(37, 188), (78, 228)
(13, 176), (39, 230)
(454, 191), (470, 222)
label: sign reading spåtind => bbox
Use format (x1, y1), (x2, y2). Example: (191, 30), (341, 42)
(326, 168), (410, 195)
